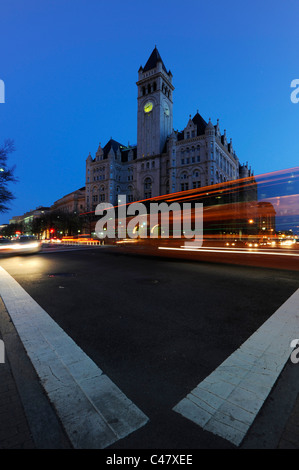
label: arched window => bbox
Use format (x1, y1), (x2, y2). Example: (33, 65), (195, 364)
(127, 185), (133, 203)
(192, 170), (201, 189)
(180, 172), (189, 191)
(144, 177), (152, 199)
(91, 186), (98, 206)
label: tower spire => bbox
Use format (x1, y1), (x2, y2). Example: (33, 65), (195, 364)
(143, 46), (168, 73)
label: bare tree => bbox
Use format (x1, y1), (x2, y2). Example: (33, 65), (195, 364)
(0, 139), (18, 213)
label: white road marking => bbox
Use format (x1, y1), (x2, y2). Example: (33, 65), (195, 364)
(0, 266), (148, 448)
(173, 288), (299, 446)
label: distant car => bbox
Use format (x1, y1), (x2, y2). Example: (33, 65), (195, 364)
(49, 237), (62, 243)
(224, 239), (246, 247)
(243, 238), (260, 248)
(279, 239), (295, 247)
(9, 236), (42, 255)
(259, 239), (277, 247)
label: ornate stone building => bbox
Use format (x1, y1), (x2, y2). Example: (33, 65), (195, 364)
(51, 187), (85, 214)
(85, 47), (253, 212)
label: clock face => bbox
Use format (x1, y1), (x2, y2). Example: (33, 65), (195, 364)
(164, 105), (170, 116)
(144, 101), (153, 113)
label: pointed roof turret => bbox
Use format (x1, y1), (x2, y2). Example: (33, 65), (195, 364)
(192, 111), (208, 136)
(206, 117), (214, 130)
(103, 138), (125, 159)
(143, 46), (168, 73)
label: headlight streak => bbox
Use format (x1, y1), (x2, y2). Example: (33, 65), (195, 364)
(10, 242), (39, 250)
(158, 246), (299, 257)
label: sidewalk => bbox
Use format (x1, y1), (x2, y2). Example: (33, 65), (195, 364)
(0, 297), (71, 449)
(0, 329), (35, 449)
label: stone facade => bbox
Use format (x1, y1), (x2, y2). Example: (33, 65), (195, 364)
(51, 187), (85, 214)
(85, 47), (253, 212)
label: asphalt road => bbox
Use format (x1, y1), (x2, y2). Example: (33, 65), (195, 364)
(0, 246), (299, 449)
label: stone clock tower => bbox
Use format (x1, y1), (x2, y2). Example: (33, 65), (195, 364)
(136, 47), (174, 159)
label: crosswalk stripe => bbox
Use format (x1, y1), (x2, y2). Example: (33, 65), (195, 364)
(173, 288), (299, 446)
(0, 266), (148, 448)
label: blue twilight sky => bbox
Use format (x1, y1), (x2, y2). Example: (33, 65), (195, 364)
(0, 0), (298, 224)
